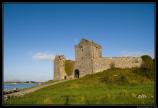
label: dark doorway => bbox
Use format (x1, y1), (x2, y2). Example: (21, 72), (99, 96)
(74, 69), (80, 78)
(64, 76), (67, 80)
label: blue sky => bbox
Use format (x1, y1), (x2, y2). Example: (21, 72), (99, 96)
(3, 3), (155, 82)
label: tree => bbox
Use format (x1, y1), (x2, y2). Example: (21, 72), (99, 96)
(141, 55), (155, 80)
(110, 62), (115, 69)
(141, 55), (154, 70)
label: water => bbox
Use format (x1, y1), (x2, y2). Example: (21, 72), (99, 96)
(4, 83), (38, 90)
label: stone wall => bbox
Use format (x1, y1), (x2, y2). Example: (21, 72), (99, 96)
(103, 57), (143, 69)
(74, 39), (102, 77)
(87, 57), (143, 76)
(54, 55), (67, 80)
(65, 60), (75, 76)
(54, 39), (143, 80)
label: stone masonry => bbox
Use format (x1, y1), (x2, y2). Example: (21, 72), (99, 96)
(54, 39), (143, 80)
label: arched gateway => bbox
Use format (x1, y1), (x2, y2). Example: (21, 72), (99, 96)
(74, 69), (80, 78)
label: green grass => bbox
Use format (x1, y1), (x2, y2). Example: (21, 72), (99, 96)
(4, 68), (155, 105)
(42, 80), (59, 85)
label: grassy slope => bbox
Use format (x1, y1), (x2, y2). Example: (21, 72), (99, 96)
(5, 68), (155, 105)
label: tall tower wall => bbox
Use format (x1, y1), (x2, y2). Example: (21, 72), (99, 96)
(54, 55), (67, 80)
(75, 39), (102, 77)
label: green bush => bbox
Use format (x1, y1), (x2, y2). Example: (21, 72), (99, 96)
(140, 55), (155, 80)
(99, 70), (129, 85)
(110, 62), (115, 69)
(141, 55), (154, 70)
(100, 75), (110, 84)
(119, 75), (129, 84)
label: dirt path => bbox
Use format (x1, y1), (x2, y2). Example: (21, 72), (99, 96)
(4, 79), (73, 97)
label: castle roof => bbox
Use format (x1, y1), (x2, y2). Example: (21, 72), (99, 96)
(79, 38), (101, 49)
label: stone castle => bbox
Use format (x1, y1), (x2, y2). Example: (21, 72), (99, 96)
(54, 39), (143, 80)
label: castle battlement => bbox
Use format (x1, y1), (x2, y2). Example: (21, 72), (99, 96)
(79, 38), (101, 49)
(54, 55), (65, 60)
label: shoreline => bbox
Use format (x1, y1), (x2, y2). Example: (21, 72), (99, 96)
(3, 79), (73, 100)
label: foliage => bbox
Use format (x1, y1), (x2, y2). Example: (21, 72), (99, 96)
(65, 60), (75, 76)
(110, 62), (115, 69)
(141, 55), (154, 70)
(99, 68), (152, 85)
(119, 75), (129, 84)
(140, 55), (155, 80)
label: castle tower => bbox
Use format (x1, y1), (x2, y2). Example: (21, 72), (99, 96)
(53, 38), (143, 80)
(74, 39), (102, 77)
(54, 55), (67, 80)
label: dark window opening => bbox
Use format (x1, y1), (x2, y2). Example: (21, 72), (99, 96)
(80, 46), (83, 52)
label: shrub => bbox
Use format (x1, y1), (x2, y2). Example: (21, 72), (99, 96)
(141, 55), (155, 80)
(119, 75), (129, 84)
(110, 62), (115, 69)
(100, 75), (109, 84)
(99, 70), (129, 85)
(141, 55), (154, 70)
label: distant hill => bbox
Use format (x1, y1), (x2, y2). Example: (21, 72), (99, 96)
(4, 80), (23, 83)
(4, 80), (39, 83)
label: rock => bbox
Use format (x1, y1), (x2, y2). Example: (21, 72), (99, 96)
(4, 95), (8, 101)
(137, 94), (147, 99)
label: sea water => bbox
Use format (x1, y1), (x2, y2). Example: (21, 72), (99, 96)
(4, 83), (38, 90)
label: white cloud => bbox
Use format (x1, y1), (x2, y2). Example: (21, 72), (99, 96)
(33, 52), (55, 61)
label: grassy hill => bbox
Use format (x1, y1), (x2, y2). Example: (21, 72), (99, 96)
(4, 68), (155, 105)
